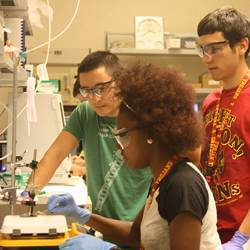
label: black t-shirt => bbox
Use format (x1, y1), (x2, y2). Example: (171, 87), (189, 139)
(157, 159), (209, 224)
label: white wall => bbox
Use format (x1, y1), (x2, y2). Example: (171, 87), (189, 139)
(25, 0), (250, 84)
(26, 0), (250, 52)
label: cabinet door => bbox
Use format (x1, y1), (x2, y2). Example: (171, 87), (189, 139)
(47, 66), (78, 105)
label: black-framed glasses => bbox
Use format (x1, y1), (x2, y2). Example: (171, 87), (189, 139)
(196, 40), (229, 58)
(112, 126), (141, 150)
(79, 79), (115, 98)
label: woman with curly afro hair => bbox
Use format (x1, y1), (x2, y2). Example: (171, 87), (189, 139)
(110, 63), (221, 250)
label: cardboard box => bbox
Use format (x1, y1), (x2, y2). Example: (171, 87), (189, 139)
(180, 37), (197, 49)
(199, 72), (222, 88)
(165, 33), (197, 50)
(190, 82), (202, 89)
(166, 37), (181, 49)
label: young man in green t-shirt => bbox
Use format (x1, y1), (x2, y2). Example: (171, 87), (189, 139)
(28, 51), (152, 223)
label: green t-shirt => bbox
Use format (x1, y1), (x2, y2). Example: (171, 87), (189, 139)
(64, 102), (152, 221)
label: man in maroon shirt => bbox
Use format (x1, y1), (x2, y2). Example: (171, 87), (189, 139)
(197, 6), (250, 245)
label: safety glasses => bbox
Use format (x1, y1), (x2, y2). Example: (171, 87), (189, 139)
(196, 40), (229, 58)
(112, 126), (141, 150)
(79, 79), (114, 98)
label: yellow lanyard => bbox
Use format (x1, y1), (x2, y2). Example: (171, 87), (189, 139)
(148, 155), (179, 207)
(206, 72), (250, 183)
(140, 155), (179, 250)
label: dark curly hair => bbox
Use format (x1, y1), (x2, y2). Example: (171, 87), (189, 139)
(114, 64), (203, 155)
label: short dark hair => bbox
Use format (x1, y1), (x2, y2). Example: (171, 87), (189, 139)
(73, 78), (80, 97)
(197, 7), (250, 57)
(78, 51), (121, 76)
(115, 63), (203, 155)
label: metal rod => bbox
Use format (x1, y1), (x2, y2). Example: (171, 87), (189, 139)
(10, 53), (18, 214)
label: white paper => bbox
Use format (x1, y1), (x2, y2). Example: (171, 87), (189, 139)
(41, 178), (88, 206)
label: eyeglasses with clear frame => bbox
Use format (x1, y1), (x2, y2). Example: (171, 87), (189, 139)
(196, 40), (229, 58)
(112, 126), (141, 150)
(79, 79), (115, 98)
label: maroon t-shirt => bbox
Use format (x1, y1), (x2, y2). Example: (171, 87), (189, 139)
(201, 81), (250, 243)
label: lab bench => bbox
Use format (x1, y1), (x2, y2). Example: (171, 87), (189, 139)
(0, 178), (91, 249)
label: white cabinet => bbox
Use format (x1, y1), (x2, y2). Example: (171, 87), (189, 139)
(46, 65), (78, 106)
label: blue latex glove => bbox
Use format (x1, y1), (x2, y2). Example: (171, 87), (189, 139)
(223, 231), (249, 250)
(47, 193), (91, 225)
(59, 234), (117, 250)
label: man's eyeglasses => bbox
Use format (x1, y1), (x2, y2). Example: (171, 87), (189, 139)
(196, 40), (229, 58)
(79, 79), (114, 98)
(112, 126), (141, 150)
